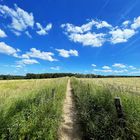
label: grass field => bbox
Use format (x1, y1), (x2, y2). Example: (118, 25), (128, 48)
(86, 78), (140, 93)
(0, 78), (68, 140)
(71, 78), (140, 140)
(0, 77), (140, 140)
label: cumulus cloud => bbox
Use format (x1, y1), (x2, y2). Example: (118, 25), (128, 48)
(36, 22), (52, 35)
(22, 48), (57, 61)
(109, 28), (135, 44)
(0, 29), (7, 37)
(122, 20), (131, 27)
(92, 63), (139, 75)
(93, 68), (129, 74)
(102, 65), (111, 69)
(62, 16), (140, 47)
(25, 31), (32, 38)
(93, 69), (112, 73)
(95, 21), (112, 29)
(0, 42), (20, 56)
(113, 69), (128, 74)
(15, 65), (23, 68)
(18, 59), (39, 65)
(0, 4), (34, 34)
(129, 65), (136, 70)
(0, 4), (52, 37)
(61, 20), (110, 47)
(0, 42), (57, 63)
(112, 63), (126, 68)
(11, 30), (21, 36)
(69, 32), (106, 47)
(0, 42), (58, 68)
(129, 70), (140, 74)
(56, 49), (78, 58)
(91, 64), (96, 67)
(50, 66), (60, 71)
(61, 21), (95, 34)
(131, 16), (140, 29)
(93, 67), (128, 74)
(61, 20), (111, 34)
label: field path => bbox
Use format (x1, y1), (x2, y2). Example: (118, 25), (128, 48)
(58, 79), (82, 140)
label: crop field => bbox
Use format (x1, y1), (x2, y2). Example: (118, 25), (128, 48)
(85, 78), (140, 93)
(71, 78), (140, 140)
(0, 78), (68, 140)
(0, 77), (140, 140)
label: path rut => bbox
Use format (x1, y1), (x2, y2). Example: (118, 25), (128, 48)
(58, 79), (82, 140)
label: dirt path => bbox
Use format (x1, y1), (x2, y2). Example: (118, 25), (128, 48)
(58, 79), (82, 140)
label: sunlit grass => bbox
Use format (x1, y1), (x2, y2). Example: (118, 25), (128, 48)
(71, 78), (140, 140)
(0, 78), (68, 140)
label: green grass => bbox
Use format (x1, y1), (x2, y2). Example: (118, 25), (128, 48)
(71, 78), (140, 140)
(1, 77), (140, 140)
(0, 78), (68, 140)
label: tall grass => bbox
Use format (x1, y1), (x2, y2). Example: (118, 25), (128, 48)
(71, 78), (140, 140)
(0, 78), (68, 140)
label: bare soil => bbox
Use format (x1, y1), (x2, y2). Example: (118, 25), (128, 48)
(58, 79), (82, 140)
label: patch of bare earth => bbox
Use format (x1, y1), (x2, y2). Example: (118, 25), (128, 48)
(58, 79), (82, 140)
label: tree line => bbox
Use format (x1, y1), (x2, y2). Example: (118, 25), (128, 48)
(0, 73), (139, 80)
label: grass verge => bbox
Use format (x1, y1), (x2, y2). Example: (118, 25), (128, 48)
(71, 78), (140, 140)
(0, 78), (68, 140)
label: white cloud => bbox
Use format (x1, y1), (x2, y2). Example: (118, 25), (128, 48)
(129, 70), (140, 74)
(102, 65), (111, 69)
(15, 65), (23, 68)
(93, 68), (128, 74)
(36, 22), (52, 35)
(112, 63), (126, 68)
(25, 31), (32, 38)
(95, 21), (112, 29)
(0, 42), (19, 56)
(0, 4), (53, 37)
(122, 20), (131, 27)
(69, 32), (106, 47)
(61, 20), (110, 47)
(93, 69), (112, 73)
(22, 48), (57, 61)
(61, 21), (95, 34)
(129, 65), (136, 70)
(109, 28), (135, 44)
(103, 69), (113, 73)
(0, 42), (58, 67)
(11, 30), (21, 36)
(92, 63), (139, 75)
(91, 64), (96, 67)
(0, 4), (34, 35)
(62, 16), (140, 47)
(17, 58), (39, 66)
(56, 49), (78, 58)
(113, 69), (128, 74)
(0, 42), (57, 62)
(50, 66), (60, 71)
(131, 16), (140, 29)
(0, 29), (7, 37)
(61, 20), (111, 34)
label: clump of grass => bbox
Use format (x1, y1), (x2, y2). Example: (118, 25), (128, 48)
(0, 78), (67, 140)
(71, 78), (140, 140)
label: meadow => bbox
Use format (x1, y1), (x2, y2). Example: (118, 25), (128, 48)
(0, 77), (140, 140)
(71, 78), (140, 140)
(0, 78), (68, 140)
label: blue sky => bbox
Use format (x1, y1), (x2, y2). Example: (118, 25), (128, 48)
(0, 0), (140, 75)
